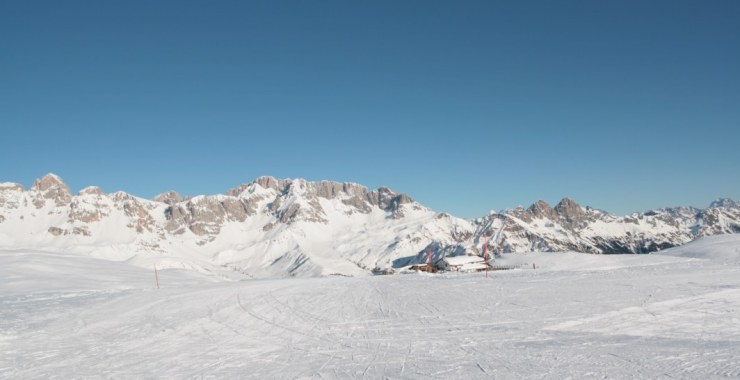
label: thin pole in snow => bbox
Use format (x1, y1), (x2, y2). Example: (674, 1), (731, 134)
(428, 247), (433, 272)
(484, 235), (489, 278)
(154, 264), (160, 289)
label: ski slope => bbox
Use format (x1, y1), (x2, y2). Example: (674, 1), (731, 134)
(2, 235), (740, 378)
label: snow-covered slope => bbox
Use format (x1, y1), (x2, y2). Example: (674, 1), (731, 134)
(1, 174), (738, 278)
(658, 233), (740, 263)
(3, 240), (740, 378)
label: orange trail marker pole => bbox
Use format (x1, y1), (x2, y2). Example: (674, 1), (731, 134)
(154, 264), (160, 289)
(428, 247), (433, 272)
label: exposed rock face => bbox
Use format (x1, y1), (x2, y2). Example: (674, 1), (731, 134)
(154, 191), (181, 205)
(70, 186), (109, 223)
(154, 177), (419, 240)
(110, 192), (158, 234)
(0, 183), (25, 210)
(31, 174), (72, 207)
(528, 200), (557, 220)
(78, 186), (104, 196)
(165, 195), (254, 236)
(73, 226), (91, 236)
(554, 197), (587, 230)
(32, 174), (68, 193)
(225, 177), (415, 223)
(69, 199), (107, 223)
(695, 206), (740, 236)
(373, 188), (414, 218)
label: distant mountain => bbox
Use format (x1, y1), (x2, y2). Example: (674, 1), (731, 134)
(1, 174), (738, 278)
(426, 197), (740, 263)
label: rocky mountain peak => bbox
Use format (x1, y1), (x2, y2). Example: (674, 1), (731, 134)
(554, 197), (585, 229)
(709, 198), (740, 209)
(284, 179), (309, 194)
(229, 177), (415, 217)
(527, 200), (556, 219)
(370, 187), (413, 212)
(78, 186), (104, 196)
(229, 177), (306, 198)
(31, 173), (72, 206)
(154, 191), (181, 205)
(555, 197), (583, 214)
(32, 173), (69, 192)
(253, 176), (287, 192)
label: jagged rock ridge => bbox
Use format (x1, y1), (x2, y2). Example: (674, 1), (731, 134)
(0, 173), (738, 278)
(0, 174), (453, 278)
(462, 197), (740, 257)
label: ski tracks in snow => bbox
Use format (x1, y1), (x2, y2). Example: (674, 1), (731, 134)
(3, 259), (740, 378)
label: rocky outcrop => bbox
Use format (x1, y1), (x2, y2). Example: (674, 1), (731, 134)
(78, 186), (104, 196)
(165, 195), (255, 236)
(69, 186), (109, 223)
(229, 177), (413, 213)
(528, 200), (557, 220)
(154, 191), (181, 205)
(554, 197), (587, 230)
(48, 226), (64, 236)
(69, 200), (107, 223)
(0, 183), (24, 210)
(111, 192), (158, 234)
(31, 174), (72, 207)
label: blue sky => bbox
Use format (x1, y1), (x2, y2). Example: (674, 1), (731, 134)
(1, 1), (738, 217)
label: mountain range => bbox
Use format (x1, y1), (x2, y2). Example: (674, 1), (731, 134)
(1, 174), (738, 278)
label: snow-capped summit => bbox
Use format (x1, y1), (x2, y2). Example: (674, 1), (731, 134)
(30, 173), (72, 207)
(31, 173), (67, 191)
(451, 197), (740, 257)
(154, 190), (181, 205)
(710, 198), (740, 209)
(78, 186), (104, 196)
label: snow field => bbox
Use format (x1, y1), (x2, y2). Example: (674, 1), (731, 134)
(2, 235), (740, 378)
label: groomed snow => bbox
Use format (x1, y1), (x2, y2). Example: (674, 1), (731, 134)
(2, 235), (740, 378)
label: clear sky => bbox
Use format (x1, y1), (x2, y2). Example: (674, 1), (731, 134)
(1, 1), (739, 217)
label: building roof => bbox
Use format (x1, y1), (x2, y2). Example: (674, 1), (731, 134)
(442, 255), (484, 266)
(460, 263), (488, 271)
